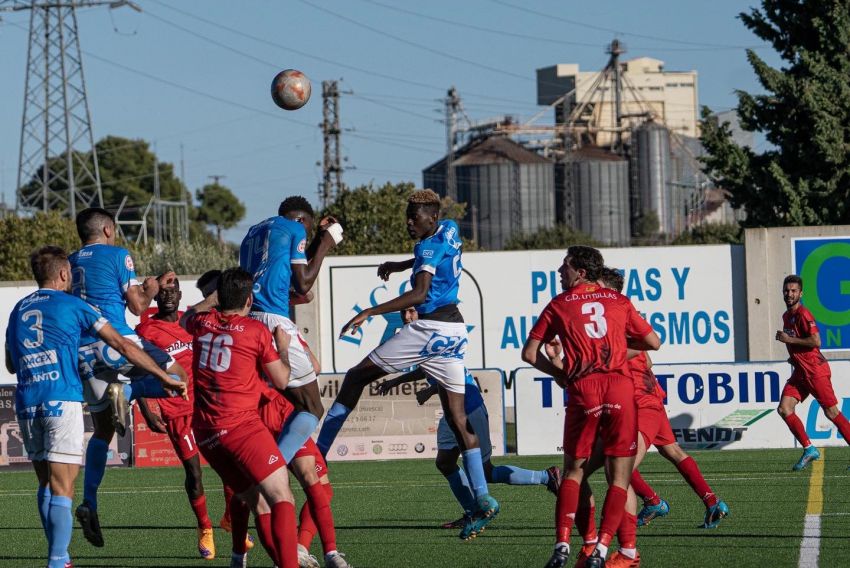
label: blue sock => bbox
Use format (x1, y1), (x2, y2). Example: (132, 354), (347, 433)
(127, 374), (180, 400)
(37, 485), (51, 532)
(277, 411), (320, 463)
(316, 403), (352, 456)
(490, 465), (547, 485)
(47, 495), (73, 568)
(444, 467), (477, 515)
(83, 437), (109, 510)
(461, 448), (490, 499)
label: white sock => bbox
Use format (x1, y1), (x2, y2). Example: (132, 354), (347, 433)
(619, 547), (637, 559)
(595, 542), (609, 558)
(555, 541), (570, 555)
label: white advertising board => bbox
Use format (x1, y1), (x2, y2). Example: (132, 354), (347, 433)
(514, 360), (850, 456)
(318, 246), (746, 404)
(317, 369), (505, 462)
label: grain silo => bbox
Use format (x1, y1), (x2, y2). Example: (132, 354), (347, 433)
(633, 121), (673, 235)
(424, 136), (554, 250)
(565, 147), (631, 246)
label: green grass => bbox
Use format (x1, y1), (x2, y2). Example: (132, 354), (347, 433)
(1, 448), (849, 567)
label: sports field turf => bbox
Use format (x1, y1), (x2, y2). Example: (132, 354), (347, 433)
(2, 448), (849, 567)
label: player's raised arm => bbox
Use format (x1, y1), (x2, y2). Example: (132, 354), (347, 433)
(96, 322), (187, 398)
(291, 215), (342, 295)
(339, 271), (432, 337)
(377, 258), (415, 281)
(179, 291), (219, 330)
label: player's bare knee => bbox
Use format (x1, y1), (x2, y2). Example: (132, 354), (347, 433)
(659, 443), (687, 463)
(292, 458), (320, 488)
(825, 405), (841, 420)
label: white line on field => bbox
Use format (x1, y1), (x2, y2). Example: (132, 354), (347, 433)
(798, 448), (825, 568)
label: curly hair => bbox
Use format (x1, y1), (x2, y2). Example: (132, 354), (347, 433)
(566, 245), (605, 282)
(599, 266), (625, 293)
(407, 189), (441, 217)
(278, 196), (314, 218)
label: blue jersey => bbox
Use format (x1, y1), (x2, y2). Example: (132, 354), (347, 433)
(239, 216), (308, 318)
(428, 369), (484, 415)
(7, 289), (106, 415)
(411, 219), (462, 314)
(69, 243), (138, 337)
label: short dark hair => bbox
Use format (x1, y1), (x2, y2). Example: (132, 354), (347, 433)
(196, 270), (221, 293)
(278, 196), (314, 218)
(783, 274), (803, 290)
(567, 245), (605, 282)
(216, 268), (254, 311)
(76, 207), (115, 242)
(599, 266), (625, 293)
(30, 245), (69, 286)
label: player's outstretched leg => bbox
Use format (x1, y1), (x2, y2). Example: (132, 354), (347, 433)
(657, 444), (729, 529)
(490, 464), (562, 494)
(316, 358), (386, 456)
(435, 446), (476, 529)
(77, 410), (113, 547)
(631, 470), (669, 527)
(777, 397), (820, 471)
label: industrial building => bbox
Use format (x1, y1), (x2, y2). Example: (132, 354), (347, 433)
(423, 136), (554, 250)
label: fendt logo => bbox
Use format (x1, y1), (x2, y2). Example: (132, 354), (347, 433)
(793, 237), (850, 351)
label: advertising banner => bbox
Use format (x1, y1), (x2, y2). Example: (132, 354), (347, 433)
(318, 246), (745, 405)
(514, 360), (850, 456)
(0, 385), (131, 469)
(318, 369), (505, 462)
(793, 237), (850, 352)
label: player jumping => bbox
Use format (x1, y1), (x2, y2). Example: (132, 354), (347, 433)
(69, 208), (187, 547)
(6, 246), (182, 568)
(317, 189), (500, 540)
(240, 197), (341, 468)
(522, 246), (660, 568)
(775, 274), (850, 470)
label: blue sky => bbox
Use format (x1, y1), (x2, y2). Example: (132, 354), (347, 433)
(0, 1), (779, 242)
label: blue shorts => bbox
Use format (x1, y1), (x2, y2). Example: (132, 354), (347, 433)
(436, 404), (491, 463)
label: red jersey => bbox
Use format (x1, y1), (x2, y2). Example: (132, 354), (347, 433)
(185, 310), (280, 429)
(529, 282), (653, 381)
(627, 351), (666, 401)
(135, 313), (194, 420)
(782, 306), (830, 377)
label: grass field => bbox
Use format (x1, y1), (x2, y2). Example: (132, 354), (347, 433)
(2, 448), (850, 568)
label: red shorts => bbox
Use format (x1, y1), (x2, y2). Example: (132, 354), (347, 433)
(564, 373), (637, 458)
(290, 438), (328, 477)
(782, 369), (837, 408)
(195, 417), (285, 494)
(165, 414), (198, 461)
(636, 396), (676, 448)
(258, 389), (296, 439)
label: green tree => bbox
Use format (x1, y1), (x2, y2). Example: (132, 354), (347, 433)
(195, 182), (246, 243)
(321, 182), (470, 255)
(0, 212), (79, 280)
(672, 222), (743, 245)
(700, 0), (850, 227)
(503, 224), (600, 251)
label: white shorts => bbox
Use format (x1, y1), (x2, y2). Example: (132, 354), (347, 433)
(369, 320), (468, 394)
(18, 401), (84, 465)
(436, 404), (492, 462)
(78, 334), (174, 411)
(249, 311), (317, 388)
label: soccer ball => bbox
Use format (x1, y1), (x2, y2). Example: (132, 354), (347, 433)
(271, 69), (311, 111)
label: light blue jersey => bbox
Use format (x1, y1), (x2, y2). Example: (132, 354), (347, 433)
(240, 216), (308, 318)
(7, 289), (106, 416)
(412, 219), (462, 315)
(69, 244), (138, 338)
(427, 369), (484, 415)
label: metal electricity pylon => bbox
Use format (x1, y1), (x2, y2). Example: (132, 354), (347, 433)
(1, 0), (139, 217)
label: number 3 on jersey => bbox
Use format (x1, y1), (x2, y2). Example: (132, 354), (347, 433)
(582, 302), (608, 338)
(198, 333), (233, 372)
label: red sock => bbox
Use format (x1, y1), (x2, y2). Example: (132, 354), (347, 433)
(306, 482), (337, 554)
(830, 413), (850, 442)
(255, 512), (277, 561)
(271, 501), (299, 568)
(630, 470), (660, 505)
(298, 501), (317, 549)
(222, 484), (235, 526)
(230, 497), (250, 555)
(783, 413), (812, 447)
(190, 495), (213, 529)
(597, 485), (628, 547)
(616, 512), (637, 550)
(555, 479), (580, 543)
(676, 457), (717, 507)
(575, 500), (597, 544)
